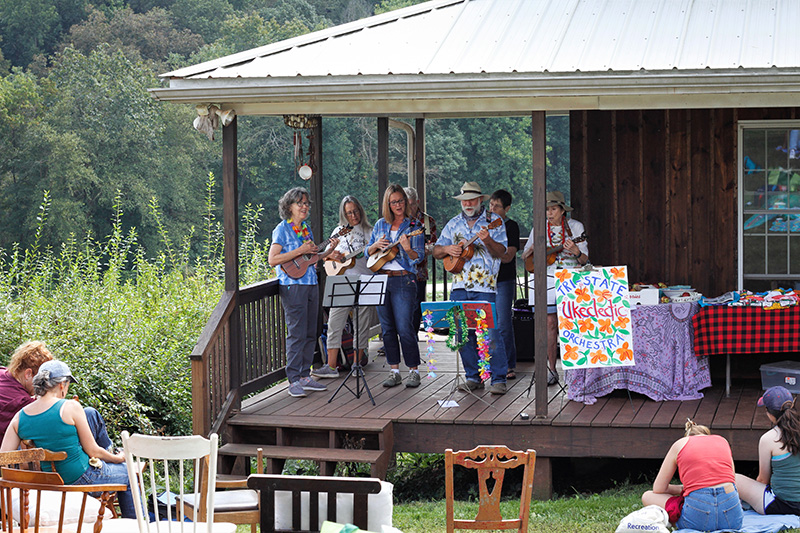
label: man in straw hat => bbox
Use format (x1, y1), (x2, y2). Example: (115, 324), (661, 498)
(433, 182), (509, 394)
(521, 190), (589, 386)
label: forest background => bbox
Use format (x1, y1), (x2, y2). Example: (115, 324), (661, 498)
(0, 0), (569, 439)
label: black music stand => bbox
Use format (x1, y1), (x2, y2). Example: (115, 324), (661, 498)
(421, 301), (499, 414)
(325, 274), (387, 406)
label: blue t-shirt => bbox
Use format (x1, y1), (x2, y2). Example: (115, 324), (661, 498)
(272, 220), (318, 285)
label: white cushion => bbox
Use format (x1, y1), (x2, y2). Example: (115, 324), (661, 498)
(274, 480), (393, 532)
(182, 489), (259, 512)
(11, 488), (113, 526)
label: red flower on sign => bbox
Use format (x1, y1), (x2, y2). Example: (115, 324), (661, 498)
(578, 318), (595, 333)
(563, 344), (580, 361)
(598, 318), (613, 334)
(616, 342), (633, 361)
(559, 316), (574, 330)
(614, 316), (630, 329)
(590, 350), (608, 364)
(594, 289), (613, 303)
(556, 270), (572, 283)
(575, 287), (591, 303)
(610, 267), (626, 280)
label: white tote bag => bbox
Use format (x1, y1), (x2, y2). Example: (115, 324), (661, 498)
(615, 505), (671, 533)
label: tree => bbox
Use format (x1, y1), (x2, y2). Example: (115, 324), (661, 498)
(0, 0), (60, 66)
(169, 0), (234, 44)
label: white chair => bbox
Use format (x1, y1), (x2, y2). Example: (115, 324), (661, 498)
(121, 431), (236, 533)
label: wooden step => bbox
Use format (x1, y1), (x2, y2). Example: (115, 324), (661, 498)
(227, 415), (390, 433)
(219, 443), (385, 464)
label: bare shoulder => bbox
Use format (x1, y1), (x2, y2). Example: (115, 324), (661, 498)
(760, 427), (784, 450)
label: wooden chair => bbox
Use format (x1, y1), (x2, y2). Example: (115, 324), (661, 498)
(445, 445), (536, 533)
(121, 431), (236, 533)
(0, 466), (125, 533)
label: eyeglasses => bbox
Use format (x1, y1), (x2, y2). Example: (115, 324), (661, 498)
(345, 210), (359, 217)
(296, 201), (312, 207)
(389, 199), (406, 206)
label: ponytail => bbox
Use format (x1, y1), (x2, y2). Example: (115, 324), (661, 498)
(685, 418), (711, 437)
(772, 398), (800, 455)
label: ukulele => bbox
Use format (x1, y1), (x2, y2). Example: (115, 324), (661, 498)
(524, 234), (587, 273)
(324, 244), (366, 276)
(281, 226), (352, 279)
(366, 229), (424, 272)
(442, 218), (503, 274)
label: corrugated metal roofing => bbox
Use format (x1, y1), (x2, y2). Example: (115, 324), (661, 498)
(164, 0), (800, 79)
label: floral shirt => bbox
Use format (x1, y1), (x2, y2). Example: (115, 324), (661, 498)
(331, 224), (372, 276)
(437, 208), (507, 293)
(412, 209), (437, 282)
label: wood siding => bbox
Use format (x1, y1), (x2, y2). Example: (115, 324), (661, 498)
(570, 107), (800, 297)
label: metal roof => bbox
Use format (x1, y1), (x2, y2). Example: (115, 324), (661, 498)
(152, 0), (800, 116)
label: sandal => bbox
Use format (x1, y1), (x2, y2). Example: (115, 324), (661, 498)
(507, 369), (516, 380)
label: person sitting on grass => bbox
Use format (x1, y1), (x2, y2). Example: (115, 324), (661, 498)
(736, 386), (800, 515)
(0, 360), (138, 518)
(642, 418), (743, 531)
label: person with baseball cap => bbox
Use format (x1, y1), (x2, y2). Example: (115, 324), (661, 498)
(736, 386), (800, 515)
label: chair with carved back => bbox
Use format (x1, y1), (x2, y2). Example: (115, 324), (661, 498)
(0, 447), (125, 533)
(121, 431), (236, 533)
(445, 445), (536, 533)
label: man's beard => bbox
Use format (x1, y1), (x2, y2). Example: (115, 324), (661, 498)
(462, 205), (479, 217)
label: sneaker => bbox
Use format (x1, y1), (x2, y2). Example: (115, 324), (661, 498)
(457, 379), (484, 392)
(287, 381), (307, 398)
(311, 365), (339, 379)
(299, 376), (327, 392)
(383, 372), (402, 387)
(487, 382), (507, 395)
(405, 372), (421, 388)
(547, 369), (559, 386)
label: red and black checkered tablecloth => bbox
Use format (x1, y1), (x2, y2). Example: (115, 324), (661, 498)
(692, 305), (800, 356)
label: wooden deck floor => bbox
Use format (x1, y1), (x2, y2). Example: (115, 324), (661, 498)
(237, 336), (770, 465)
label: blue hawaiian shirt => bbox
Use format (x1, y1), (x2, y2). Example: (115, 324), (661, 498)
(366, 217), (425, 274)
(437, 208), (508, 292)
(272, 220), (317, 285)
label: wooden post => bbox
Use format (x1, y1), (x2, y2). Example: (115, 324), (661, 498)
(532, 111), (548, 418)
(310, 118), (324, 241)
(415, 118), (426, 211)
(222, 117), (242, 399)
(378, 117), (389, 207)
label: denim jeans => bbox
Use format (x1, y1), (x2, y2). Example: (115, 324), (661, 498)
(376, 274), (420, 368)
(449, 289), (507, 384)
(74, 460), (139, 519)
(84, 407), (112, 450)
(676, 486), (743, 531)
(280, 284), (319, 383)
(495, 279), (517, 369)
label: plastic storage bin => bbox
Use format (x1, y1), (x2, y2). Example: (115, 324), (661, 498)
(760, 360), (800, 393)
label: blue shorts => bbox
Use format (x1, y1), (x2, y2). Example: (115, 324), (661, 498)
(676, 485), (743, 531)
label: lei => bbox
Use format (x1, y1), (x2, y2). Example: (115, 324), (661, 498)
(445, 307), (469, 351)
(423, 310), (437, 378)
(475, 309), (491, 382)
(288, 218), (311, 242)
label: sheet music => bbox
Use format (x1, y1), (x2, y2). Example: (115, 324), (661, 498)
(358, 275), (387, 306)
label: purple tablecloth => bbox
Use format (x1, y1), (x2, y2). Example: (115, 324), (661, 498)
(566, 302), (711, 405)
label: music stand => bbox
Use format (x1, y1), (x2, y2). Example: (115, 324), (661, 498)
(325, 274), (387, 405)
(421, 301), (498, 414)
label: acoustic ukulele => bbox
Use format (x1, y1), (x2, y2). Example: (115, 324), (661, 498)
(442, 218), (503, 274)
(281, 226), (352, 279)
(324, 244), (366, 276)
(524, 234), (587, 273)
(366, 229), (424, 272)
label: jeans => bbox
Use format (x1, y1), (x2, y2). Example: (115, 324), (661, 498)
(376, 275), (420, 368)
(449, 289), (507, 384)
(280, 284), (319, 383)
(495, 279), (517, 369)
(74, 460), (139, 519)
(676, 486), (743, 531)
(84, 407), (112, 450)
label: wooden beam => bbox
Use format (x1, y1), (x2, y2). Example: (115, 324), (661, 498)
(378, 117), (389, 207)
(531, 111), (548, 418)
(415, 118), (426, 210)
(310, 118), (324, 241)
(222, 118), (242, 396)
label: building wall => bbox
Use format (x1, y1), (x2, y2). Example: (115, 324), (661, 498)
(569, 107), (800, 297)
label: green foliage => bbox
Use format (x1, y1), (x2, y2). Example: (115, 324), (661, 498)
(169, 0), (235, 44)
(0, 182), (274, 439)
(374, 0), (426, 15)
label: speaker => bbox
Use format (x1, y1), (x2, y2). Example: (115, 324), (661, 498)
(512, 302), (534, 362)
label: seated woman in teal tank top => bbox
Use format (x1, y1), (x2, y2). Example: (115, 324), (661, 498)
(0, 360), (138, 518)
(737, 386), (800, 515)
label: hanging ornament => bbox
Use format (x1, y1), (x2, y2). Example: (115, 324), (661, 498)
(284, 115), (320, 181)
(475, 309), (491, 382)
(445, 307), (468, 352)
(423, 310), (438, 379)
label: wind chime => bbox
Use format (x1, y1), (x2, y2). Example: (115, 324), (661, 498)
(284, 114), (320, 181)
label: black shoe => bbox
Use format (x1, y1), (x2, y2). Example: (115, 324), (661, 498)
(547, 369), (559, 386)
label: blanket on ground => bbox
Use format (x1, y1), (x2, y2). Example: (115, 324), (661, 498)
(673, 510), (800, 533)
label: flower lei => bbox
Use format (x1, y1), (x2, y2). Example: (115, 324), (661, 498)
(423, 310), (437, 379)
(288, 218), (311, 242)
(445, 307), (468, 351)
(475, 309), (491, 382)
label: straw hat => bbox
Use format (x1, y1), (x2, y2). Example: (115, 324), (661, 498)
(453, 182), (490, 201)
(546, 191), (573, 212)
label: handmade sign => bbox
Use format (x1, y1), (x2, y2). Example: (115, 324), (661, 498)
(554, 265), (634, 369)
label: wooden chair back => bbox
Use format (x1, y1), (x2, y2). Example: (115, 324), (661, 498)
(0, 466), (125, 533)
(0, 447), (67, 473)
(121, 431), (235, 533)
(445, 445), (536, 533)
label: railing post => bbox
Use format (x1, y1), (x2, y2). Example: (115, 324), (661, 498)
(222, 117), (242, 410)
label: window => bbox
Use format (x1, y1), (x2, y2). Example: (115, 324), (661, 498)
(739, 121), (800, 291)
